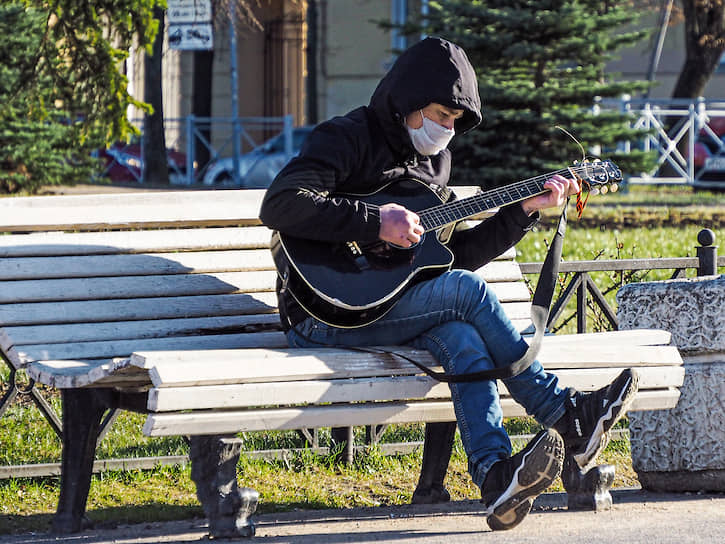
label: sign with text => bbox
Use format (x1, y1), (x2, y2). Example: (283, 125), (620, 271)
(168, 0), (213, 50)
(167, 0), (212, 24)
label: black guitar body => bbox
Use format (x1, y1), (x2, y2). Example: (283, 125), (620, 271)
(272, 179), (454, 327)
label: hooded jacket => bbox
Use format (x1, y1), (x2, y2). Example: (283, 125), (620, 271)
(260, 37), (538, 328)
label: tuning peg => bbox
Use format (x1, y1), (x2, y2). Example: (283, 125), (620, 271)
(610, 183), (618, 193)
(591, 187), (600, 196)
(600, 185), (609, 195)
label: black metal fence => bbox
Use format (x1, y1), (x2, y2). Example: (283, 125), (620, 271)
(520, 228), (721, 334)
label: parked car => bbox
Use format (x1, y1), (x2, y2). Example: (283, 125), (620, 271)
(202, 126), (314, 188)
(693, 117), (725, 190)
(93, 141), (189, 184)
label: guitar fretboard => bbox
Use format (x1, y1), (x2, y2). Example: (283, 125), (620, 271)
(419, 166), (585, 231)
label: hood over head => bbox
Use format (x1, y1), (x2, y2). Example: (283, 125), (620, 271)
(369, 37), (482, 153)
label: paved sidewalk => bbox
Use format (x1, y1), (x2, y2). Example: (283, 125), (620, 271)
(2, 489), (723, 544)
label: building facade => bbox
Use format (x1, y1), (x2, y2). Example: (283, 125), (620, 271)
(127, 1), (724, 164)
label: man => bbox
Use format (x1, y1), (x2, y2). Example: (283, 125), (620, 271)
(260, 37), (638, 531)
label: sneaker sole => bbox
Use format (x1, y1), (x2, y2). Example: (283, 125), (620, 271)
(574, 369), (640, 468)
(487, 429), (564, 531)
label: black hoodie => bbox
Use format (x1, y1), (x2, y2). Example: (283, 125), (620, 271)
(260, 37), (537, 328)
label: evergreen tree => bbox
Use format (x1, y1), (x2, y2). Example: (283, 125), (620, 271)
(0, 5), (92, 192)
(402, 0), (656, 189)
(0, 1), (157, 193)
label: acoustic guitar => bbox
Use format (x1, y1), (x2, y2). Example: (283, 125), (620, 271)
(271, 160), (622, 328)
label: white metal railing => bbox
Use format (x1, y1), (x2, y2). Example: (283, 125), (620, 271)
(599, 96), (725, 186)
(113, 98), (725, 187)
(171, 114), (295, 185)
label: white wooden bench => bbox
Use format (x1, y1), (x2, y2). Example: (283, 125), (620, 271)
(0, 189), (684, 538)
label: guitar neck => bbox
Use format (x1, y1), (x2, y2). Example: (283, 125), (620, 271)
(418, 166), (576, 232)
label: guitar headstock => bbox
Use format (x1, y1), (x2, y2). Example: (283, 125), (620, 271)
(572, 159), (622, 195)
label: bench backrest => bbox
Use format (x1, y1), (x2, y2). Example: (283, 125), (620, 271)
(0, 188), (531, 387)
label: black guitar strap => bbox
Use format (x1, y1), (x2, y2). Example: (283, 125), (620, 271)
(378, 198), (569, 383)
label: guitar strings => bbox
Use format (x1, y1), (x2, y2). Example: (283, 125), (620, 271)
(555, 125), (588, 163)
(418, 166), (588, 231)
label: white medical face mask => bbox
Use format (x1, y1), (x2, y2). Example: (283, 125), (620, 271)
(406, 110), (455, 156)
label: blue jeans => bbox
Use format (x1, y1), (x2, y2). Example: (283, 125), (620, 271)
(286, 269), (568, 488)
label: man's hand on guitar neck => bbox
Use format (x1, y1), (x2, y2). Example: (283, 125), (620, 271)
(379, 202), (425, 248)
(521, 174), (580, 216)
(378, 174), (578, 247)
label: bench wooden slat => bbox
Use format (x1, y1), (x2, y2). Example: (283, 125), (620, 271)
(482, 282), (531, 302)
(510, 318), (532, 332)
(0, 291), (529, 331)
(142, 388), (682, 437)
(0, 250), (275, 280)
(149, 376), (453, 411)
(6, 313), (523, 359)
(0, 190), (268, 232)
(147, 365), (685, 411)
(0, 187), (493, 233)
(539, 328), (672, 346)
(0, 271), (277, 304)
(144, 399), (459, 436)
(0, 269), (526, 305)
(12, 331), (289, 365)
(492, 246), (517, 261)
(0, 292), (279, 327)
(476, 260), (523, 282)
(2, 314), (282, 346)
(128, 339), (682, 389)
(22, 328), (676, 389)
(0, 227), (273, 257)
(26, 358), (151, 389)
(21, 327), (669, 389)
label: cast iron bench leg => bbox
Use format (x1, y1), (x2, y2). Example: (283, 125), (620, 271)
(52, 388), (112, 533)
(561, 454), (615, 510)
(412, 421), (457, 504)
(189, 436), (259, 538)
(331, 426), (355, 465)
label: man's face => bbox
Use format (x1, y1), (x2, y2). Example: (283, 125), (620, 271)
(405, 103), (464, 130)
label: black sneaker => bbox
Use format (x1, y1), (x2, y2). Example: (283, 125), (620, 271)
(554, 368), (640, 469)
(481, 429), (564, 531)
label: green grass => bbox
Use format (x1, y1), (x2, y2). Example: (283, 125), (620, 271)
(586, 182), (723, 207)
(536, 183), (725, 229)
(0, 395), (639, 535)
(0, 415), (636, 535)
(518, 222), (708, 264)
(0, 396), (187, 466)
